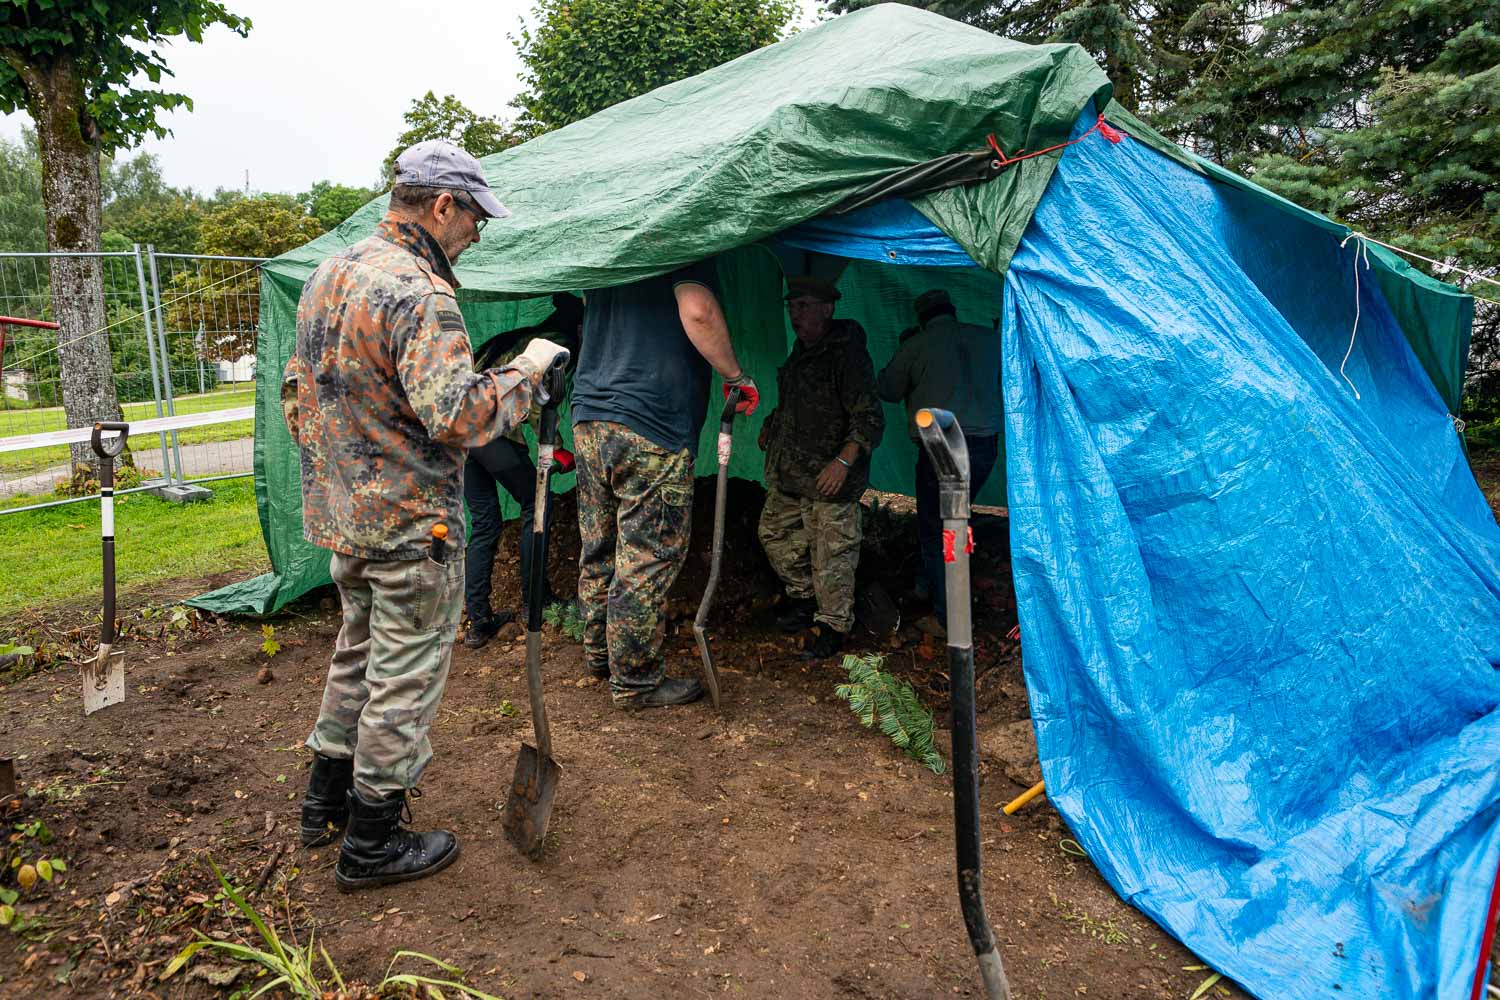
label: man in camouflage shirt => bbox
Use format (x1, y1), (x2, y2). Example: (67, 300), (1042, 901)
(281, 141), (569, 891)
(758, 276), (885, 660)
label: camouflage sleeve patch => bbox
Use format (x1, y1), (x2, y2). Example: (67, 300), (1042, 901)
(437, 310), (466, 334)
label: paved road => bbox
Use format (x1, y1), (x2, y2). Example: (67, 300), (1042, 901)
(0, 436), (254, 498)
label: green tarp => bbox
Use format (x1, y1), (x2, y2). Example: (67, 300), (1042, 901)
(191, 4), (1473, 615)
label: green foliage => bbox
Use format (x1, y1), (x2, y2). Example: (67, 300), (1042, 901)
(0, 130), (44, 252)
(513, 0), (796, 135)
(0, 2), (251, 153)
(834, 653), (945, 774)
(542, 600), (585, 642)
(260, 623), (280, 659)
(828, 0), (1233, 115)
(1, 819), (66, 937)
(163, 858), (502, 999)
(382, 92), (525, 181)
(298, 180), (381, 231)
(197, 194), (322, 258)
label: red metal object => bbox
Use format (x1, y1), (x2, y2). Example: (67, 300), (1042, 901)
(1471, 853), (1500, 1000)
(0, 315), (59, 401)
(0, 315), (61, 330)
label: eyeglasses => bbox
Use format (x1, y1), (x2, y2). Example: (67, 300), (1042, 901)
(450, 193), (487, 233)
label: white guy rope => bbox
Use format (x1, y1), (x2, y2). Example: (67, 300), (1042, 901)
(0, 405), (253, 454)
(1338, 231), (1372, 400)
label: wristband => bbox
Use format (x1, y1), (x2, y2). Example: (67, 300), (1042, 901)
(835, 456), (852, 469)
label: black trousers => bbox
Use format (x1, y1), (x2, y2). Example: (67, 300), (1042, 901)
(463, 437), (554, 624)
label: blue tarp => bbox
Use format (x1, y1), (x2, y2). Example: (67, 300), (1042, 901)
(764, 117), (1500, 994)
(780, 198), (978, 268)
(1001, 112), (1500, 998)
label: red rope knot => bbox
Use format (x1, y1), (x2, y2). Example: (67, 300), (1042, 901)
(985, 117), (1128, 170)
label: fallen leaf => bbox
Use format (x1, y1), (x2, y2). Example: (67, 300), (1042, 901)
(646, 913), (664, 922)
(186, 964), (241, 987)
(104, 891), (121, 906)
(572, 970), (587, 982)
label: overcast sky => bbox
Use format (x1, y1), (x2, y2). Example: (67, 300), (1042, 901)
(0, 0), (818, 197)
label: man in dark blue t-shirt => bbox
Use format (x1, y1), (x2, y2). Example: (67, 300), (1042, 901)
(572, 260), (758, 709)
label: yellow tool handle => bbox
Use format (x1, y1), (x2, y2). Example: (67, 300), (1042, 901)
(1002, 780), (1046, 815)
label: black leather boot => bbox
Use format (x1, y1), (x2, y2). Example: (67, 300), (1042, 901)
(334, 788), (460, 892)
(299, 753), (353, 847)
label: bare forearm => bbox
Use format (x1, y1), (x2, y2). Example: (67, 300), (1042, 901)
(682, 314), (742, 378)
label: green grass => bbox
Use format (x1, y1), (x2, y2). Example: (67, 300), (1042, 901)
(0, 386), (256, 477)
(0, 475), (268, 619)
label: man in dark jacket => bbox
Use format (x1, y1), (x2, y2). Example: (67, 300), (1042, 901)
(757, 276), (884, 660)
(461, 293), (584, 649)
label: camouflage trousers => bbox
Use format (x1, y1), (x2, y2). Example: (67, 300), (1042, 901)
(306, 551), (464, 797)
(758, 486), (862, 634)
(573, 421), (693, 700)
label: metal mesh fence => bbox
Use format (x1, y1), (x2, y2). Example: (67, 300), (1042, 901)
(0, 249), (265, 506)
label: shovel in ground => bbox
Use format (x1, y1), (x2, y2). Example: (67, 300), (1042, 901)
(691, 386), (741, 710)
(915, 407), (1011, 1000)
(84, 420), (130, 716)
(502, 354), (570, 858)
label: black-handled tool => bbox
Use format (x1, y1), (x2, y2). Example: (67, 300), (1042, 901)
(86, 420), (130, 716)
(502, 354), (570, 858)
(915, 406), (1010, 1000)
(692, 386), (743, 710)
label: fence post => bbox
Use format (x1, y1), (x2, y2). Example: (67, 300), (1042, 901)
(131, 244), (174, 481)
(146, 247), (185, 485)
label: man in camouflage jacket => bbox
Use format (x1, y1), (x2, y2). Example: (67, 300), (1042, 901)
(281, 141), (569, 891)
(758, 276), (885, 660)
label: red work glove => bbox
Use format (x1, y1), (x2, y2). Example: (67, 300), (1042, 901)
(723, 373), (759, 416)
(551, 447), (575, 474)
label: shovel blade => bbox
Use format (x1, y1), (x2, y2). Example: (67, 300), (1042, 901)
(82, 648), (125, 716)
(693, 625), (722, 710)
(502, 742), (561, 858)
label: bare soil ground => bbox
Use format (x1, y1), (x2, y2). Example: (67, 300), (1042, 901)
(21, 463), (1466, 999)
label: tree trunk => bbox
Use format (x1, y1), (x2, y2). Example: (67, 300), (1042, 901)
(23, 53), (122, 479)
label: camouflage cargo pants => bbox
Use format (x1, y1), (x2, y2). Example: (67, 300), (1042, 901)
(573, 420), (693, 701)
(758, 486), (862, 634)
(306, 551), (464, 797)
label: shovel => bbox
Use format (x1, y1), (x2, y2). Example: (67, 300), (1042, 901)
(915, 407), (1011, 1000)
(502, 354), (570, 858)
(691, 386), (742, 710)
(84, 421), (130, 716)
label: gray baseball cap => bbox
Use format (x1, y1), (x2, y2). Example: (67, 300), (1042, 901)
(393, 140), (511, 220)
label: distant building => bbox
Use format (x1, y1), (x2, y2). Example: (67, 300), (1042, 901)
(2, 370), (30, 403)
(216, 355), (256, 384)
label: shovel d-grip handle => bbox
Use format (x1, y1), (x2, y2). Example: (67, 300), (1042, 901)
(91, 420), (129, 461)
(915, 408), (971, 521)
(719, 385), (743, 428)
(916, 407), (1011, 1000)
(534, 351), (570, 410)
